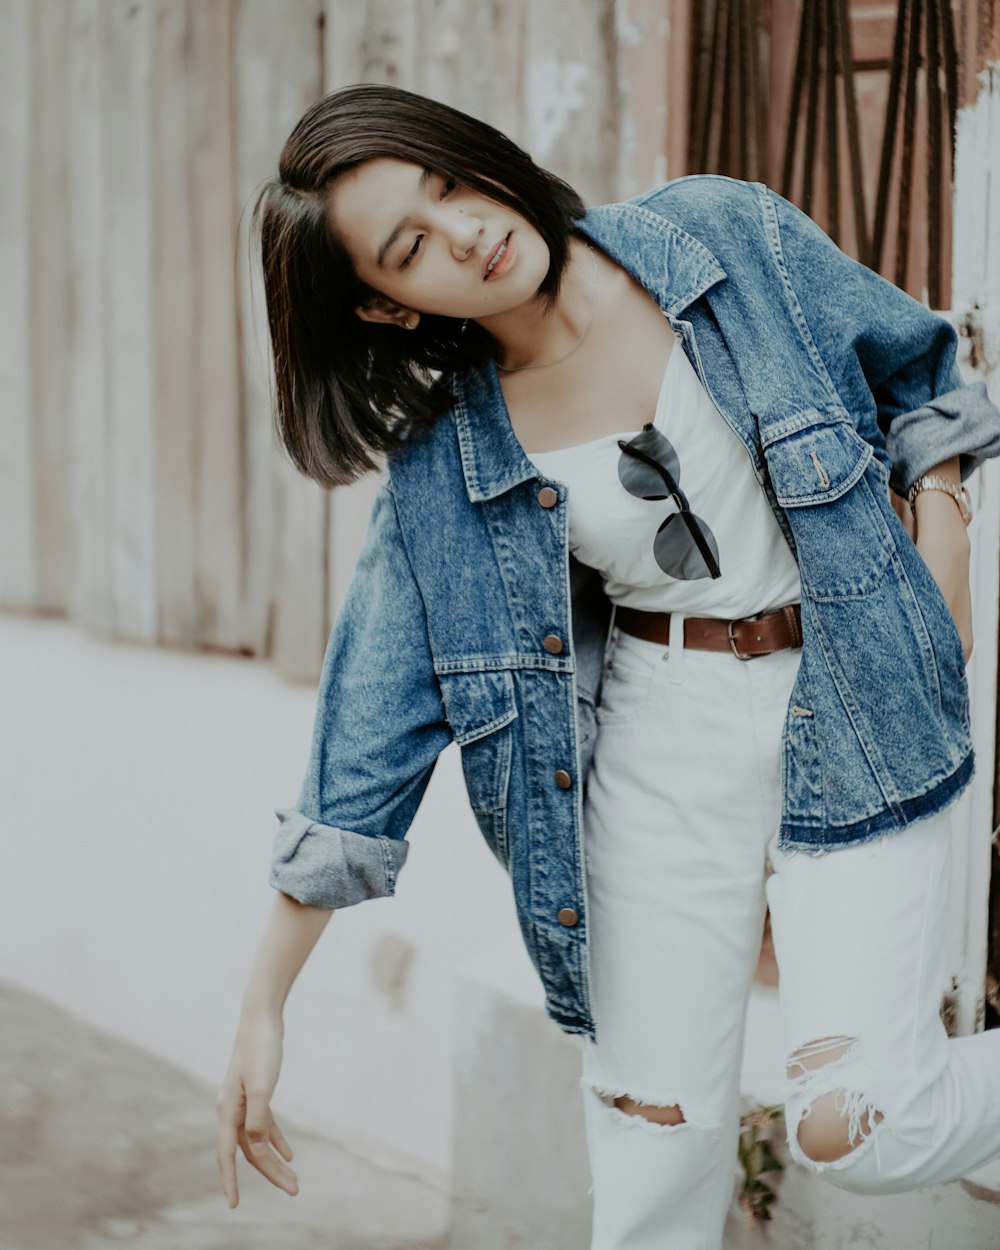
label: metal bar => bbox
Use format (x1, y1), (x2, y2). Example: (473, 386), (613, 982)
(781, 0), (812, 199)
(937, 0), (960, 311)
(690, 1), (717, 172)
(804, 0), (824, 215)
(873, 0), (911, 272)
(704, 0), (728, 172)
(825, 0), (840, 242)
(738, 0), (752, 177)
(895, 0), (923, 289)
(722, 0), (738, 172)
(927, 0), (943, 306)
(749, 0), (769, 183)
(939, 0), (959, 152)
(833, 0), (870, 262)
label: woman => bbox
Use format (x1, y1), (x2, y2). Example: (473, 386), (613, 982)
(216, 83), (1000, 1248)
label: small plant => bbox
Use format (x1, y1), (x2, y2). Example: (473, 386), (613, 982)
(738, 1103), (785, 1223)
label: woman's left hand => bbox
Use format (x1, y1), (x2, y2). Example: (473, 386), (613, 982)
(912, 480), (973, 663)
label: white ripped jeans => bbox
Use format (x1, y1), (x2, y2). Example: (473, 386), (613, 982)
(580, 620), (1000, 1250)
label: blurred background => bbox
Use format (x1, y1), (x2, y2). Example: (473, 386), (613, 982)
(2, 2), (1000, 1247)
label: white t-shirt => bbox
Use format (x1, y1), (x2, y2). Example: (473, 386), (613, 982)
(528, 333), (800, 617)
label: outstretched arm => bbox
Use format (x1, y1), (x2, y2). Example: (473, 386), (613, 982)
(216, 890), (334, 1207)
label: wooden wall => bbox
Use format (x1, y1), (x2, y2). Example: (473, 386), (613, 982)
(0, 0), (680, 680)
(6, 0), (992, 680)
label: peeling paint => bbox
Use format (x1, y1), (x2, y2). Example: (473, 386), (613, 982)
(615, 0), (644, 47)
(369, 932), (416, 1012)
(437, 25), (460, 57)
(526, 58), (590, 161)
(615, 0), (668, 46)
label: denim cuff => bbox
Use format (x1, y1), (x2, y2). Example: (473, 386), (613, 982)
(886, 380), (1000, 494)
(269, 808), (410, 909)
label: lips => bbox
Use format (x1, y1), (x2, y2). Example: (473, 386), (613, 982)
(483, 232), (512, 280)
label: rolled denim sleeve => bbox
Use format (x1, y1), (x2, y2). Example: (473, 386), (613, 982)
(767, 189), (1000, 493)
(270, 809), (410, 908)
(270, 475), (452, 909)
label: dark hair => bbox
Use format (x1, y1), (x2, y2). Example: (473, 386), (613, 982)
(252, 83), (587, 487)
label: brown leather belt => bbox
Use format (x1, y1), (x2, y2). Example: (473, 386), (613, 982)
(615, 603), (803, 660)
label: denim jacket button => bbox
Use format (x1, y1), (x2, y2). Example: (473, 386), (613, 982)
(554, 769), (573, 789)
(543, 634), (564, 654)
(537, 486), (558, 508)
(557, 907), (579, 927)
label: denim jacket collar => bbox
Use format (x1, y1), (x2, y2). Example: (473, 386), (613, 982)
(453, 200), (728, 503)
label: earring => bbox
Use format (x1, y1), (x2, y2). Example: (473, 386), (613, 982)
(460, 318), (469, 334)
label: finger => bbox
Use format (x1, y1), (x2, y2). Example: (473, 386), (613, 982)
(244, 1089), (273, 1157)
(238, 1126), (299, 1196)
(216, 1117), (240, 1208)
(269, 1117), (294, 1162)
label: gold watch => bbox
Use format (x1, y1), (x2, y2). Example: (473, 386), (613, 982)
(906, 474), (974, 525)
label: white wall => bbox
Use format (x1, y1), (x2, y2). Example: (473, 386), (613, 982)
(0, 611), (528, 1179)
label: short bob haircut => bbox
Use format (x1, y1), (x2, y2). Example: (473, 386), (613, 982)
(252, 82), (587, 488)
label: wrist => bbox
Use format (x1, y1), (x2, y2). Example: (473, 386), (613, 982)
(240, 993), (286, 1024)
(913, 489), (972, 551)
(907, 457), (972, 527)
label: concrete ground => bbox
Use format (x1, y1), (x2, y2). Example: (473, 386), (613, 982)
(0, 979), (450, 1250)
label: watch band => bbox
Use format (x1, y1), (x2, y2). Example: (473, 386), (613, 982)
(906, 474), (974, 525)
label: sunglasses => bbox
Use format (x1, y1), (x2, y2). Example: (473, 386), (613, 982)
(617, 424), (722, 581)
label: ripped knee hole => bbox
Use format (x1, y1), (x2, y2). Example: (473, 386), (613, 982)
(787, 1036), (885, 1164)
(611, 1095), (686, 1126)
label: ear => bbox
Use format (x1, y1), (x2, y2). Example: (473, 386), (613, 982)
(355, 297), (419, 330)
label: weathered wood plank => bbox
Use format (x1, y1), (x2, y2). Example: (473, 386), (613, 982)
(272, 458), (330, 682)
(613, 0), (673, 194)
(150, 0), (199, 646)
(327, 472), (382, 628)
(325, 0), (420, 89)
(323, 0), (368, 89)
(414, 0), (490, 112)
(66, 0), (112, 633)
(188, 0), (247, 651)
(947, 61), (1000, 1036)
(102, 0), (157, 641)
(235, 0), (325, 674)
(520, 0), (617, 205)
(28, 0), (73, 611)
(0, 0), (36, 608)
(460, 0), (526, 141)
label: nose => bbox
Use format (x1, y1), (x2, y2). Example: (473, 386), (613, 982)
(448, 208), (483, 260)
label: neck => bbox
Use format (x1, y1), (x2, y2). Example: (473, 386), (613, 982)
(474, 235), (596, 372)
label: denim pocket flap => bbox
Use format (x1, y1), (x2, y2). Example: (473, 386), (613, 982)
(438, 669), (518, 746)
(763, 420), (873, 507)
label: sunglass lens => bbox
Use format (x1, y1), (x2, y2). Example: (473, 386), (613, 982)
(653, 512), (722, 580)
(617, 425), (681, 500)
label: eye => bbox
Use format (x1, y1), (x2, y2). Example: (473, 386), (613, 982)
(400, 235), (423, 268)
(440, 177), (457, 197)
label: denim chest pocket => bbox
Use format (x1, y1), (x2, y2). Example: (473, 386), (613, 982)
(763, 419), (894, 599)
(437, 669), (518, 866)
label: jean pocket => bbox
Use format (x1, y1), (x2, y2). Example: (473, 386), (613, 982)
(595, 627), (663, 726)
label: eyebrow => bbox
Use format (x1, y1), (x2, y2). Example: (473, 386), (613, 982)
(376, 167), (434, 268)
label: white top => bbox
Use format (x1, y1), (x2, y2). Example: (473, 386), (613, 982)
(528, 334), (801, 617)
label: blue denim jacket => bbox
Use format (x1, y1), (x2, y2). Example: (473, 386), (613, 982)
(271, 176), (1000, 1037)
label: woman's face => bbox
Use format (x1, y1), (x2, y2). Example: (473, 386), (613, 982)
(326, 157), (552, 327)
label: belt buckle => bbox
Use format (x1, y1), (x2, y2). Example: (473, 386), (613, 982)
(727, 618), (755, 661)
